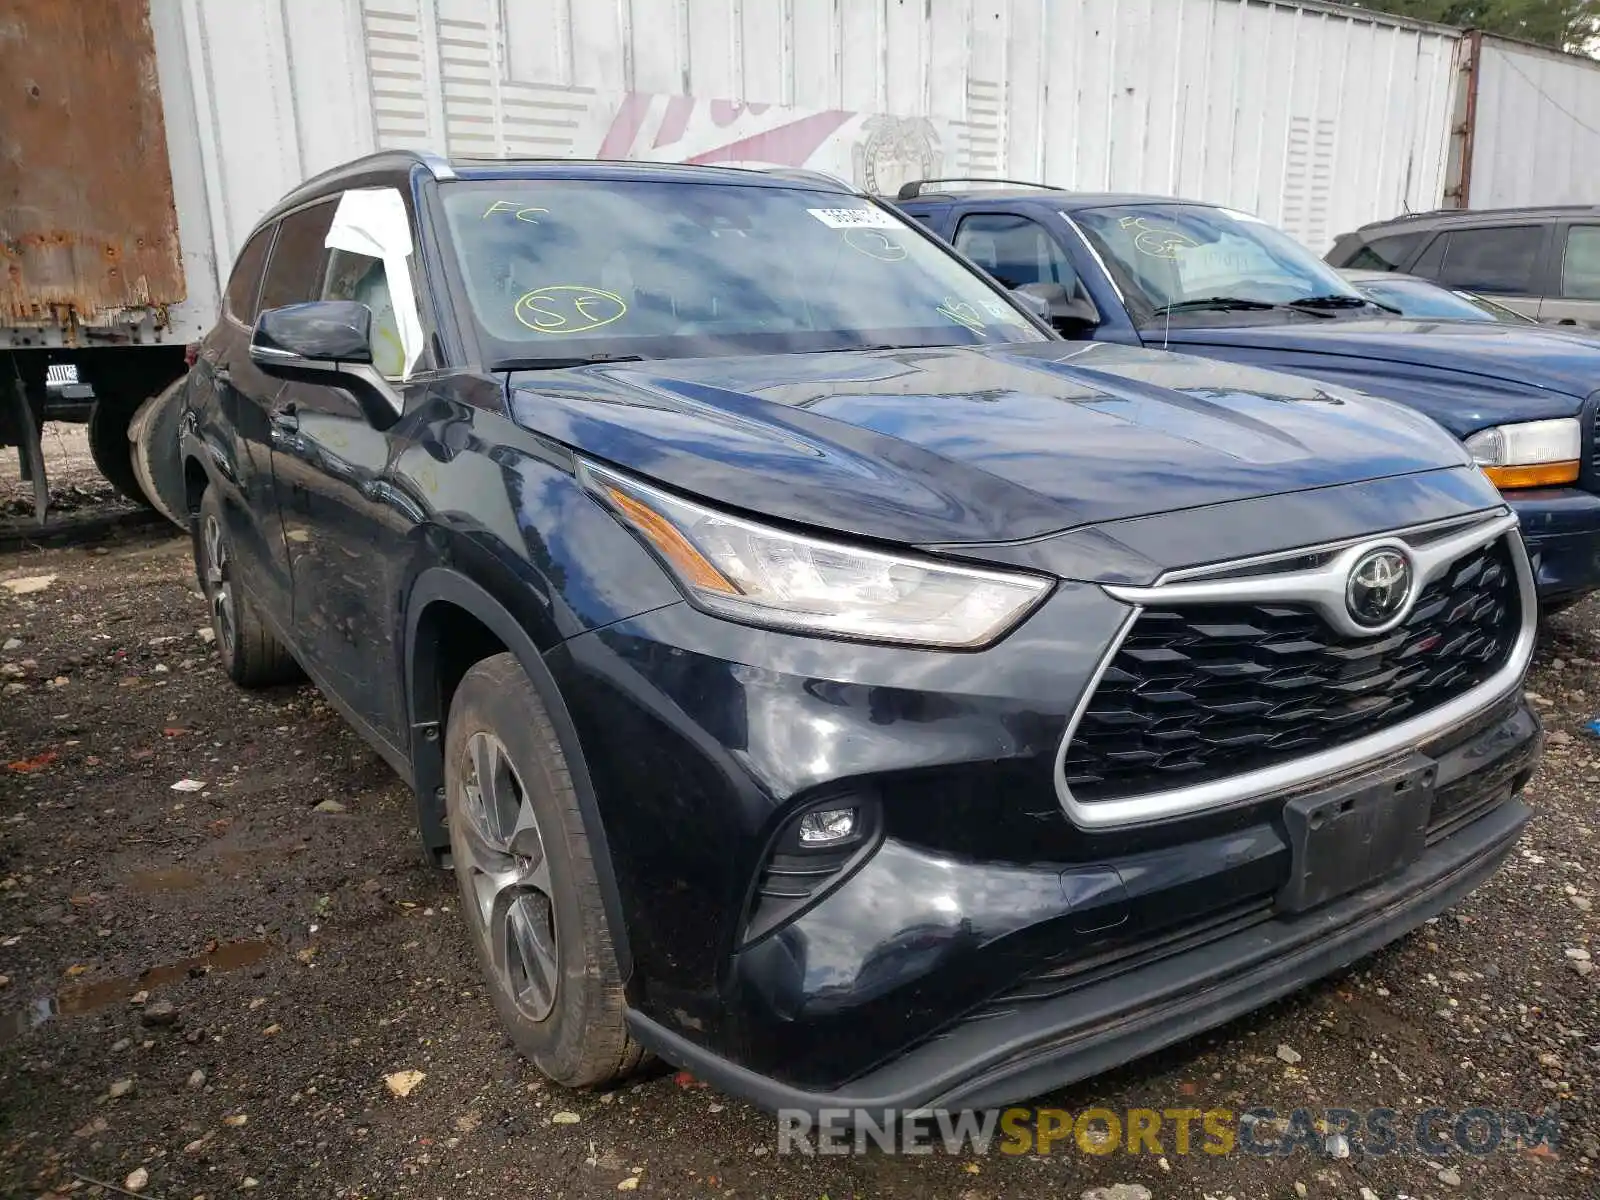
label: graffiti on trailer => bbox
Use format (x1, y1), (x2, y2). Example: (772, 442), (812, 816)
(593, 94), (943, 193)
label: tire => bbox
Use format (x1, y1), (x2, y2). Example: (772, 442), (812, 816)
(445, 653), (644, 1087)
(129, 377), (190, 529)
(194, 485), (302, 688)
(88, 398), (153, 507)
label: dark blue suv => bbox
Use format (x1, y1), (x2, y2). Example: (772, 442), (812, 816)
(182, 153), (1539, 1115)
(896, 180), (1600, 609)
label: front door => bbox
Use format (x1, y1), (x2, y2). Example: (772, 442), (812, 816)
(271, 192), (427, 752)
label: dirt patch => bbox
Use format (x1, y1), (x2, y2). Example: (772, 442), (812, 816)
(0, 529), (1596, 1198)
(1, 423), (135, 527)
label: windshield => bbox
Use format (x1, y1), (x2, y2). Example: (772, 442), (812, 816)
(1351, 278), (1536, 324)
(1071, 204), (1365, 322)
(439, 180), (1045, 365)
(1349, 279), (1516, 323)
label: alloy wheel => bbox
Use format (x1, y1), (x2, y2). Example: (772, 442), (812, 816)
(454, 731), (560, 1022)
(202, 513), (238, 660)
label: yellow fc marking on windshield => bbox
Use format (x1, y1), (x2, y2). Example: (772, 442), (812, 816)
(515, 285), (628, 334)
(483, 200), (550, 223)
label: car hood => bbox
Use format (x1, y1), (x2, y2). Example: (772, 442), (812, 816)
(507, 341), (1472, 547)
(1158, 317), (1600, 399)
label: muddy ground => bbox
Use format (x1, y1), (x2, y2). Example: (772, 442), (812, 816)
(1, 505), (1597, 1198)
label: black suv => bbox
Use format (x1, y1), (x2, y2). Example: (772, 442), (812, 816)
(1327, 205), (1600, 327)
(182, 152), (1539, 1114)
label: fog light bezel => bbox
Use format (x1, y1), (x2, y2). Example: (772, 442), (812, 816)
(739, 795), (883, 945)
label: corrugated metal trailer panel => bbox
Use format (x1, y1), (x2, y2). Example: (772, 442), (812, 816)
(373, 0), (1459, 253)
(1464, 33), (1600, 209)
(48, 0), (1464, 343)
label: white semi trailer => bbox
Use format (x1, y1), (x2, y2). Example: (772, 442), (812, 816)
(1, 0), (1474, 518)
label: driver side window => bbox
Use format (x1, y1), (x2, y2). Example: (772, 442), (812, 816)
(321, 248), (405, 379)
(954, 212), (1081, 293)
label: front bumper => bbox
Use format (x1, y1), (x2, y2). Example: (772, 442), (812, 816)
(631, 783), (1530, 1115)
(553, 567), (1539, 1111)
(1510, 488), (1600, 603)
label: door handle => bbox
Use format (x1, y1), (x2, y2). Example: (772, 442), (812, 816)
(271, 402), (299, 432)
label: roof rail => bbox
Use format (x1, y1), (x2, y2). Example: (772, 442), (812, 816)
(756, 167), (859, 193)
(896, 177), (1064, 201)
(416, 151), (457, 180)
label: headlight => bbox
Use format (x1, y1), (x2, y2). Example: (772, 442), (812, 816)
(1464, 418), (1581, 488)
(580, 460), (1051, 649)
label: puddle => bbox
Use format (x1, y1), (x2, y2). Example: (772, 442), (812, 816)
(0, 938), (277, 1044)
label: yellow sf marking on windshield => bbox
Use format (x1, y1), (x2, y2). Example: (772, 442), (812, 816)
(515, 285), (628, 334)
(1120, 216), (1198, 260)
(482, 200), (550, 223)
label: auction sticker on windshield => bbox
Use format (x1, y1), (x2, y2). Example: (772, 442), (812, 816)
(808, 207), (900, 229)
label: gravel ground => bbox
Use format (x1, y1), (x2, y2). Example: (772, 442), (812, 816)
(0, 525), (1596, 1200)
(0, 426), (132, 528)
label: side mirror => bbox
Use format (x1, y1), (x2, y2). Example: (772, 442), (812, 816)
(1016, 282), (1100, 335)
(250, 301), (400, 427)
(250, 301), (373, 372)
(1009, 288), (1052, 325)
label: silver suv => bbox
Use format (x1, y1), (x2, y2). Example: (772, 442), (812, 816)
(1327, 205), (1600, 327)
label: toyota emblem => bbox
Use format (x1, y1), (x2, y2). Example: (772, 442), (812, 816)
(1346, 548), (1413, 629)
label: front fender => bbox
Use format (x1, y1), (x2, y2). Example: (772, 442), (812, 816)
(403, 565), (633, 976)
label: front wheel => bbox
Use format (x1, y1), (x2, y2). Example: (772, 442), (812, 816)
(445, 653), (644, 1087)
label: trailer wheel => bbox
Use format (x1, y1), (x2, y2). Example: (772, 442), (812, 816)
(88, 399), (153, 508)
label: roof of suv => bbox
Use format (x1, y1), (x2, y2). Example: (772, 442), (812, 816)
(1352, 205), (1600, 235)
(891, 186), (1222, 212)
(264, 150), (860, 225)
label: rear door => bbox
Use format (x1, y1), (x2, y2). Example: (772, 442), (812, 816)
(1406, 223), (1551, 320)
(190, 220), (296, 625)
(1541, 222), (1600, 328)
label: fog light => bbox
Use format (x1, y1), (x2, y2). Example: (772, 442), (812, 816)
(797, 807), (858, 846)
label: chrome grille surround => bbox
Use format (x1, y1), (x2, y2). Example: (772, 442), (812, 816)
(1055, 509), (1537, 829)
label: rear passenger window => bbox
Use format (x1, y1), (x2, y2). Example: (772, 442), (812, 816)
(1561, 226), (1600, 299)
(257, 201), (337, 313)
(1342, 232), (1424, 272)
(1435, 226), (1542, 294)
(223, 227), (274, 324)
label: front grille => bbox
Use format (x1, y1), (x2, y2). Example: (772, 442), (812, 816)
(1589, 398), (1600, 487)
(1063, 536), (1519, 802)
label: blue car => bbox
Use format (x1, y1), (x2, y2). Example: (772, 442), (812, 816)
(896, 180), (1600, 609)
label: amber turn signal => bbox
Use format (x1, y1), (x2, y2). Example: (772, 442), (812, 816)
(1481, 461), (1580, 489)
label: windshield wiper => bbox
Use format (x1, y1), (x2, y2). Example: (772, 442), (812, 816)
(496, 354), (646, 371)
(1149, 297), (1279, 317)
(1287, 295), (1386, 313)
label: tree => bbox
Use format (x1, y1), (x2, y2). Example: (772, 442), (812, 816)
(1341, 1), (1600, 53)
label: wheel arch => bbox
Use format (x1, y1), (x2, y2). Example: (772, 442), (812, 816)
(404, 566), (632, 976)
